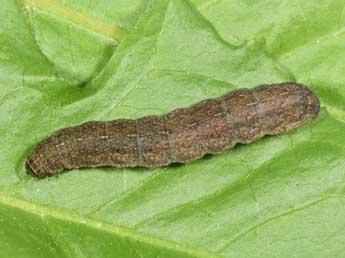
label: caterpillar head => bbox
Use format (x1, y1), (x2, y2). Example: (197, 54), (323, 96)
(25, 141), (57, 178)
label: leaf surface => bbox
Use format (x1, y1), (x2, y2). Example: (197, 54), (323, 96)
(1, 0), (345, 257)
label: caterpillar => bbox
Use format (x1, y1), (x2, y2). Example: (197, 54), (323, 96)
(26, 82), (320, 178)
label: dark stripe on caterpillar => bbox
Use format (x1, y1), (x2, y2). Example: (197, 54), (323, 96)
(26, 82), (320, 178)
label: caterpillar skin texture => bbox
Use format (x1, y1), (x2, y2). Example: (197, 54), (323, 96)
(26, 82), (320, 178)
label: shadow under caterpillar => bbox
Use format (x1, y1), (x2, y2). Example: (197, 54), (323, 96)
(26, 82), (320, 178)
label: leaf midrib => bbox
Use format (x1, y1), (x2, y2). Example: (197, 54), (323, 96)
(0, 192), (224, 258)
(21, 0), (128, 40)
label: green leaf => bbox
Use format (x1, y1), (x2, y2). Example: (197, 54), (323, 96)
(22, 0), (131, 85)
(1, 0), (345, 257)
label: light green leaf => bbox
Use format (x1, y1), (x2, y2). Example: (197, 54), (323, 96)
(22, 0), (131, 84)
(1, 0), (345, 257)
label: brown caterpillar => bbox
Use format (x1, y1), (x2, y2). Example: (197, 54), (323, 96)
(26, 82), (320, 178)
